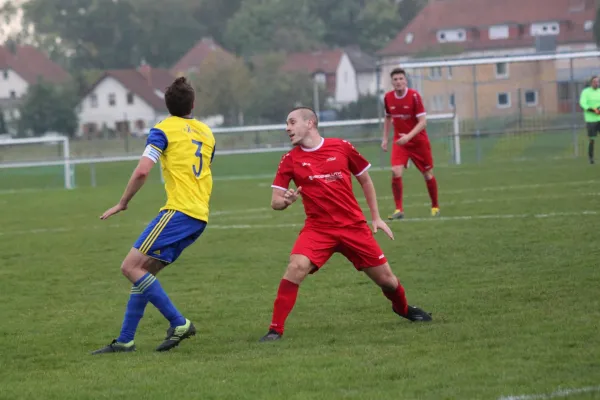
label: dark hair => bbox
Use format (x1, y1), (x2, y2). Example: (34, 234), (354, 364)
(390, 67), (406, 78)
(165, 77), (195, 117)
(291, 106), (319, 127)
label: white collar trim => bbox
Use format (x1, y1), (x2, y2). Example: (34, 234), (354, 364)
(301, 137), (325, 152)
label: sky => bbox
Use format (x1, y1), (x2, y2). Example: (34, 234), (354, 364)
(0, 0), (24, 42)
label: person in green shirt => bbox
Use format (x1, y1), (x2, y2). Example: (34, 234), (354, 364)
(579, 76), (600, 164)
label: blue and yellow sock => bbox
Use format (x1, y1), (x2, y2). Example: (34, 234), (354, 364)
(135, 273), (186, 328)
(117, 286), (148, 343)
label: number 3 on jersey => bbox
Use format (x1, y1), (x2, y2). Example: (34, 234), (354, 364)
(192, 139), (203, 178)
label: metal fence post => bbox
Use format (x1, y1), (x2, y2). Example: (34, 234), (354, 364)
(570, 58), (579, 158)
(472, 65), (481, 163)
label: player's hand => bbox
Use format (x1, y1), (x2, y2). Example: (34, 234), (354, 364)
(372, 218), (394, 240)
(381, 139), (388, 152)
(100, 203), (127, 220)
(283, 186), (302, 206)
(396, 135), (410, 146)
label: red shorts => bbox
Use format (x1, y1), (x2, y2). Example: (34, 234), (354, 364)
(291, 223), (387, 272)
(391, 139), (434, 173)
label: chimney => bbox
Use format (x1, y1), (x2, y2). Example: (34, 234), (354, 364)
(138, 61), (152, 87)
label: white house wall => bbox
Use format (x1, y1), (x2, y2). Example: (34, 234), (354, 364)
(335, 53), (358, 104)
(0, 69), (28, 99)
(77, 76), (164, 137)
(357, 72), (377, 96)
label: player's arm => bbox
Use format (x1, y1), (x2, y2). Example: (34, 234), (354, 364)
(579, 89), (597, 113)
(346, 140), (394, 239)
(382, 98), (392, 151)
(270, 153), (299, 211)
(271, 187), (302, 210)
(402, 114), (427, 142)
(356, 171), (394, 240)
(404, 91), (428, 141)
(100, 128), (166, 220)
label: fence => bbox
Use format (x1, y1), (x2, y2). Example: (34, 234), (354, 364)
(377, 50), (600, 162)
(0, 114), (457, 190)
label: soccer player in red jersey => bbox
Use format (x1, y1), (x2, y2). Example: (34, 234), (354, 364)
(381, 67), (440, 220)
(259, 107), (432, 342)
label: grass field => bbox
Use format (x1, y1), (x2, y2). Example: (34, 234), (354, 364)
(0, 148), (599, 399)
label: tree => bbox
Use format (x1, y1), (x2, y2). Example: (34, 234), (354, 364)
(19, 80), (79, 137)
(355, 0), (402, 52)
(190, 0), (243, 49)
(190, 54), (253, 125)
(224, 0), (326, 56)
(245, 53), (317, 124)
(131, 0), (206, 68)
(15, 0), (205, 70)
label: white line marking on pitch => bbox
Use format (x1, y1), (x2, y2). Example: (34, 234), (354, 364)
(211, 192), (599, 220)
(0, 211), (597, 237)
(498, 385), (600, 400)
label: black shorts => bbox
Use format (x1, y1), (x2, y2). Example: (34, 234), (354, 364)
(586, 122), (600, 138)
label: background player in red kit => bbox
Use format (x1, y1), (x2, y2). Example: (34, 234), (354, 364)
(260, 107), (432, 342)
(381, 67), (440, 220)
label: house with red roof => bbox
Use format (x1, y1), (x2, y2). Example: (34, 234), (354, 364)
(0, 44), (70, 135)
(76, 64), (175, 138)
(281, 48), (378, 107)
(170, 38), (236, 77)
(378, 0), (598, 118)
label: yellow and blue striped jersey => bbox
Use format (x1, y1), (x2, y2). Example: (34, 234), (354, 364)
(143, 116), (216, 222)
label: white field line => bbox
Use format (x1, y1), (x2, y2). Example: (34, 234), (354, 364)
(211, 192), (600, 220)
(364, 180), (600, 203)
(1, 211), (597, 237)
(498, 385), (600, 400)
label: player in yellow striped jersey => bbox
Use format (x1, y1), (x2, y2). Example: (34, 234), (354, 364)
(92, 77), (216, 354)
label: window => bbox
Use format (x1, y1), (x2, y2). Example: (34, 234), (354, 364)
(495, 62), (509, 78)
(497, 92), (511, 108)
(108, 93), (116, 107)
(489, 25), (510, 40)
(429, 66), (442, 80)
(449, 93), (456, 109)
(524, 90), (538, 106)
(531, 22), (560, 36)
(584, 20), (594, 31)
(2, 70), (7, 80)
(437, 29), (467, 43)
(9, 90), (16, 99)
(90, 94), (98, 108)
(447, 66), (453, 79)
(127, 92), (134, 105)
(430, 95), (445, 111)
(405, 33), (414, 44)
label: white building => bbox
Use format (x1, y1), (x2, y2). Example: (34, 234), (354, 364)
(0, 44), (70, 135)
(281, 48), (377, 107)
(77, 65), (173, 138)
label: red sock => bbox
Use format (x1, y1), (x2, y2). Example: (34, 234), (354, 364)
(269, 279), (299, 335)
(426, 176), (439, 208)
(383, 279), (409, 315)
(392, 177), (403, 211)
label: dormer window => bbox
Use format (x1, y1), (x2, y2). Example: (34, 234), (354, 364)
(437, 29), (467, 43)
(531, 22), (559, 36)
(489, 25), (509, 40)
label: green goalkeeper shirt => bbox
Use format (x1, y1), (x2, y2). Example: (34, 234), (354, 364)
(579, 86), (600, 123)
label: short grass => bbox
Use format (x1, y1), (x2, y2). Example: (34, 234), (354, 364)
(0, 150), (598, 399)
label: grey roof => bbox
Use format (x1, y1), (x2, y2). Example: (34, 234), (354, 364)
(344, 47), (377, 73)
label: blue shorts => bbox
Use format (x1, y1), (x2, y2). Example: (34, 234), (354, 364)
(133, 210), (207, 264)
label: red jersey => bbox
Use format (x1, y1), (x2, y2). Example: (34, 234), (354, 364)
(272, 138), (371, 228)
(384, 88), (428, 146)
